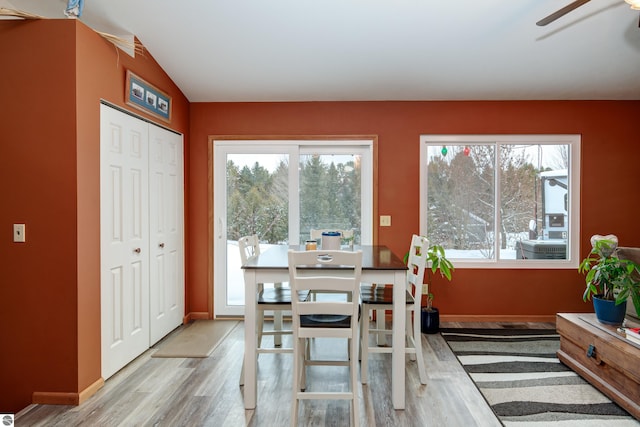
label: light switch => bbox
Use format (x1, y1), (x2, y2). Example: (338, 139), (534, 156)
(380, 215), (391, 227)
(13, 224), (25, 242)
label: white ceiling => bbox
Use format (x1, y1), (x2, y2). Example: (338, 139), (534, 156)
(4, 0), (640, 102)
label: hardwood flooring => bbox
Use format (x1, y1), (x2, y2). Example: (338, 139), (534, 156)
(16, 320), (554, 427)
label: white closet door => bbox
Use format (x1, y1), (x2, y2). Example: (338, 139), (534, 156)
(148, 125), (184, 345)
(100, 104), (150, 379)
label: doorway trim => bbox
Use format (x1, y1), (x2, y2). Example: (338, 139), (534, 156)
(206, 135), (379, 318)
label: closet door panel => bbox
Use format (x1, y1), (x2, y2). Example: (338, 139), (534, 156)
(149, 125), (184, 345)
(100, 104), (150, 380)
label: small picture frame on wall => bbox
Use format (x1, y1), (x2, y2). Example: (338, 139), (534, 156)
(125, 70), (171, 123)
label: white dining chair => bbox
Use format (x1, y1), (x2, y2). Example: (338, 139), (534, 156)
(288, 249), (363, 427)
(238, 235), (307, 386)
(359, 234), (428, 385)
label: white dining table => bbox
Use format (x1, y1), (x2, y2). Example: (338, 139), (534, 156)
(241, 244), (408, 410)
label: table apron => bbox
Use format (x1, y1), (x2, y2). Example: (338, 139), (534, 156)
(247, 269), (399, 283)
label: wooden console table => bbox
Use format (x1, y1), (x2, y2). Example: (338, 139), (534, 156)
(556, 313), (640, 420)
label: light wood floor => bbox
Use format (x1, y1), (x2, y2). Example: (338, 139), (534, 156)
(16, 320), (555, 427)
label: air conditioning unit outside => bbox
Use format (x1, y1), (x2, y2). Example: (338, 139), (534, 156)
(516, 240), (566, 260)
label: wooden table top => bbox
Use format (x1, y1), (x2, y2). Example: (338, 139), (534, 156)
(242, 245), (407, 271)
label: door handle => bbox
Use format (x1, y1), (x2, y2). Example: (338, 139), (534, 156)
(133, 247), (141, 254)
(159, 243), (165, 248)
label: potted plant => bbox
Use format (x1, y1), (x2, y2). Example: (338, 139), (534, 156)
(406, 243), (454, 333)
(578, 235), (640, 325)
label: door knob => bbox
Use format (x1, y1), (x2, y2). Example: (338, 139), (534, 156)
(159, 243), (165, 248)
(133, 247), (141, 253)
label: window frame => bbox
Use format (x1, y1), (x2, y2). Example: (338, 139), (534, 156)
(211, 137), (374, 316)
(419, 134), (581, 269)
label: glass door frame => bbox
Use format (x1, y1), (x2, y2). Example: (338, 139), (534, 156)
(211, 136), (375, 317)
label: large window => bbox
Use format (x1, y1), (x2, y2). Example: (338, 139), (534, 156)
(420, 135), (580, 268)
(213, 138), (374, 316)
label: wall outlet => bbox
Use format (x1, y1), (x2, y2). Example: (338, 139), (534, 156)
(14, 224), (26, 242)
(380, 215), (391, 227)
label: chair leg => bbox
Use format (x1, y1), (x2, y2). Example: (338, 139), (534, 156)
(291, 338), (301, 427)
(407, 311), (416, 361)
(350, 330), (360, 427)
(358, 307), (364, 362)
(412, 309), (427, 385)
(274, 282), (284, 347)
(274, 309), (283, 347)
(291, 397), (299, 427)
(375, 309), (385, 344)
(301, 338), (308, 391)
(360, 304), (370, 384)
(257, 310), (265, 348)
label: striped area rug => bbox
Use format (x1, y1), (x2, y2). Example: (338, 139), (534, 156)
(441, 328), (640, 426)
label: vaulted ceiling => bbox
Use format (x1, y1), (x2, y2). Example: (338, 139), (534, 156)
(4, 0), (640, 102)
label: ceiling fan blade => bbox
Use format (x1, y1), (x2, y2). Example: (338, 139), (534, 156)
(536, 0), (591, 26)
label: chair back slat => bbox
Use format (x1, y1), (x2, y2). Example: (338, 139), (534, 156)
(292, 276), (355, 292)
(297, 301), (353, 316)
(406, 234), (429, 300)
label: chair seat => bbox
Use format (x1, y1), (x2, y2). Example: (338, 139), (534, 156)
(257, 287), (309, 304)
(301, 314), (351, 328)
(360, 284), (415, 304)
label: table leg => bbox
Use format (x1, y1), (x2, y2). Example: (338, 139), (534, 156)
(243, 269), (257, 409)
(392, 270), (406, 410)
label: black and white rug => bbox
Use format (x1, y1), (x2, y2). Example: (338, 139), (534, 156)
(441, 328), (639, 426)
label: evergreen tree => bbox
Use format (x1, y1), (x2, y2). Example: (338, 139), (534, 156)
(227, 155), (361, 245)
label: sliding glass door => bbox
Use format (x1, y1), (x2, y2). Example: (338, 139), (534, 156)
(213, 139), (373, 317)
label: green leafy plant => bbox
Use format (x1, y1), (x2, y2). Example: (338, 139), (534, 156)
(405, 243), (454, 309)
(578, 238), (640, 315)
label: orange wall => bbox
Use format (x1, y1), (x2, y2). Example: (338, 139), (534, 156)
(189, 101), (640, 320)
(0, 19), (189, 413)
(0, 19), (78, 414)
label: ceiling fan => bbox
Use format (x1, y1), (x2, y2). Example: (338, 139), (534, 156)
(536, 0), (640, 26)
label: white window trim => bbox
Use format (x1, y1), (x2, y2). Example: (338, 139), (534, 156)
(420, 134), (581, 269)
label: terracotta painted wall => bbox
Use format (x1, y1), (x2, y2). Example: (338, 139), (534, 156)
(0, 19), (189, 413)
(0, 18), (78, 415)
(189, 101), (640, 320)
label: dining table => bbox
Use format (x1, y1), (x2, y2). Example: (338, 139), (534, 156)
(241, 244), (408, 410)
